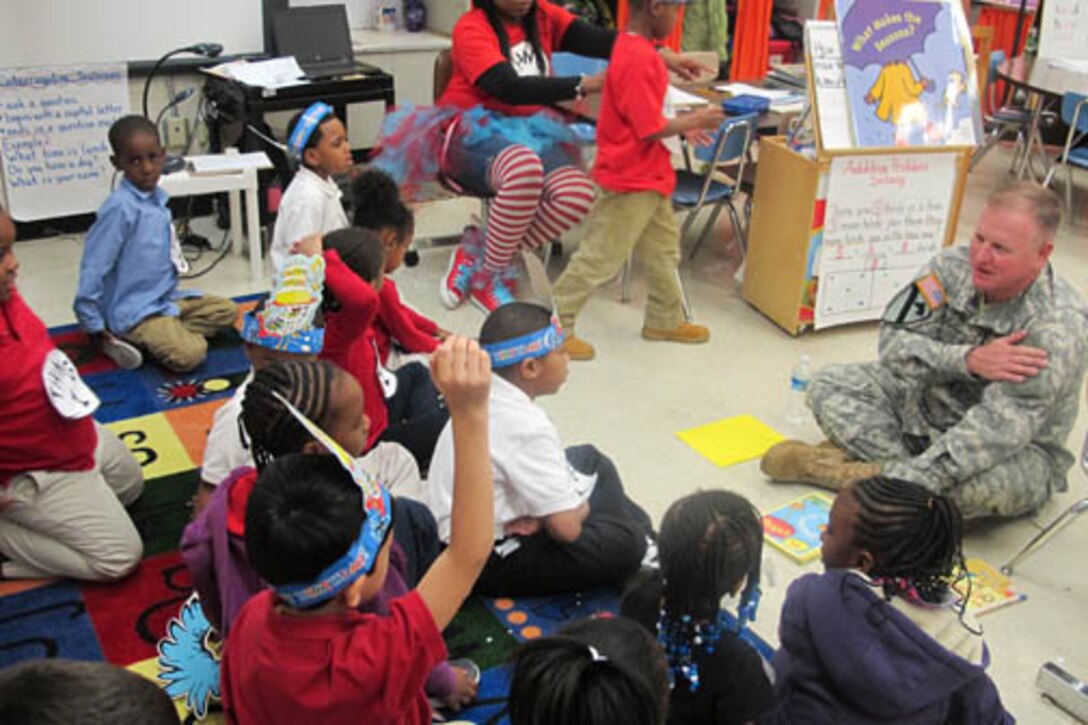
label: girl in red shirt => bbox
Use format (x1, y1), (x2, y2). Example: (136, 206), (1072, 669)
(352, 169), (448, 366)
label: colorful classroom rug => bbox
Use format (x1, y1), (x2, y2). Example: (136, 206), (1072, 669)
(0, 298), (773, 723)
(0, 298), (580, 723)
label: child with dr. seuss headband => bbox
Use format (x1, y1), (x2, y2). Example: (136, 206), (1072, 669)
(183, 355), (477, 711)
(296, 228), (449, 471)
(425, 301), (654, 596)
(219, 337), (494, 724)
(269, 102), (354, 271)
(621, 490), (774, 725)
(767, 477), (1014, 724)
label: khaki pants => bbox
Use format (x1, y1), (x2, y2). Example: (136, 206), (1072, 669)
(554, 189), (684, 331)
(0, 424), (144, 581)
(125, 295), (238, 372)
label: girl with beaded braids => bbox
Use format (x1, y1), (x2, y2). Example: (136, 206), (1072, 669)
(180, 360), (480, 712)
(621, 491), (774, 724)
(768, 477), (1014, 724)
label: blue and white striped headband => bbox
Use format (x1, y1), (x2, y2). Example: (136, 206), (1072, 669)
(482, 314), (564, 369)
(287, 102), (335, 160)
(268, 392), (394, 609)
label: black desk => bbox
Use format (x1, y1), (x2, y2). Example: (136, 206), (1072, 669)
(203, 65), (395, 222)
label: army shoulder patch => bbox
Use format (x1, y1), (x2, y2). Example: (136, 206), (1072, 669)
(884, 274), (947, 325)
(915, 274), (946, 310)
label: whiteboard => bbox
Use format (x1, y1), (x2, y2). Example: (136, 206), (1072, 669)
(814, 153), (958, 329)
(0, 64), (129, 221)
(804, 21), (853, 150)
(1039, 0), (1088, 61)
(0, 0), (265, 67)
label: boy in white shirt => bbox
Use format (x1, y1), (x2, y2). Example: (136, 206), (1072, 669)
(426, 302), (653, 595)
(268, 102), (352, 271)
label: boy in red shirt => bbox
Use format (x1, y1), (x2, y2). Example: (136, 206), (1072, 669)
(552, 0), (725, 361)
(221, 337), (492, 725)
(0, 204), (144, 582)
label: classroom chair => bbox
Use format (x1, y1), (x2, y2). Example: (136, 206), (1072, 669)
(618, 112), (756, 319)
(674, 111), (757, 260)
(1002, 498), (1088, 575)
(1042, 93), (1088, 222)
(970, 50), (1033, 172)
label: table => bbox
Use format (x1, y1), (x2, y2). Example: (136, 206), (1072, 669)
(159, 151), (273, 282)
(996, 56), (1088, 180)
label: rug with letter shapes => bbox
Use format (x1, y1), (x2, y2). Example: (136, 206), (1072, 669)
(0, 296), (772, 722)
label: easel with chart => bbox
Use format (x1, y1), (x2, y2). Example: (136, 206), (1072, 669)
(741, 3), (977, 336)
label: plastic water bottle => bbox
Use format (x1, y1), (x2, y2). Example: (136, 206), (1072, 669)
(378, 0), (398, 32)
(786, 354), (812, 427)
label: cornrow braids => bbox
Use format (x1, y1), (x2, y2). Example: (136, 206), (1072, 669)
(851, 476), (965, 604)
(658, 490), (763, 620)
(240, 360), (339, 469)
(474, 0), (548, 75)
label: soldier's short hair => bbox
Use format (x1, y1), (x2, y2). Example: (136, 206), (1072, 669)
(987, 181), (1061, 244)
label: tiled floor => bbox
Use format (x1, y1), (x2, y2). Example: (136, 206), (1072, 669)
(14, 145), (1088, 722)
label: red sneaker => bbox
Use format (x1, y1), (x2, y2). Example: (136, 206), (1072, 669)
(468, 273), (516, 313)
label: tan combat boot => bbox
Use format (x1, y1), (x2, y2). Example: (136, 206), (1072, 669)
(760, 440), (882, 492)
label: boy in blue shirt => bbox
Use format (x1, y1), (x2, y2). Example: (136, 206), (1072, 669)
(74, 116), (237, 372)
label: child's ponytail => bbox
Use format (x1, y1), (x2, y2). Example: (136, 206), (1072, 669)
(507, 617), (666, 725)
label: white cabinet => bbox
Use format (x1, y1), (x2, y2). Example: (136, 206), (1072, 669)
(349, 29), (452, 148)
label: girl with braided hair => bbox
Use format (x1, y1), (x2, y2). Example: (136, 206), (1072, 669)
(181, 360), (479, 712)
(621, 490), (774, 724)
(769, 477), (1014, 724)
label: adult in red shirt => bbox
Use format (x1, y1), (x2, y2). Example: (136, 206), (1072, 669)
(0, 205), (144, 581)
(378, 0), (706, 316)
(552, 0), (725, 361)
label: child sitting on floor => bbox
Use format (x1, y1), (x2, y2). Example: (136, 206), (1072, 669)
(508, 616), (669, 725)
(622, 490), (774, 725)
(269, 102), (353, 270)
(220, 337), (493, 724)
(551, 0), (724, 361)
(300, 228), (448, 471)
(182, 357), (477, 710)
(769, 477), (1014, 723)
(352, 168), (448, 367)
(1, 212), (144, 583)
(426, 301), (653, 596)
(194, 252), (419, 514)
(0, 658), (177, 724)
(74, 115), (237, 372)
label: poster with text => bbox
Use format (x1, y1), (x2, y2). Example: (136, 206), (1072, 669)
(835, 0), (981, 148)
(0, 64), (128, 221)
(814, 153), (957, 329)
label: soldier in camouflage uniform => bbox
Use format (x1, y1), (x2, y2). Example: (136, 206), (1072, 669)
(762, 183), (1088, 519)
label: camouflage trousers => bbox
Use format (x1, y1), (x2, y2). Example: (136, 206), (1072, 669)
(808, 362), (1053, 518)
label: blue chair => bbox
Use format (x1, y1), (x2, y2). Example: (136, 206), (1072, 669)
(674, 111), (758, 260)
(550, 52), (608, 78)
(971, 50), (1033, 171)
(1043, 92), (1088, 220)
(619, 112), (757, 318)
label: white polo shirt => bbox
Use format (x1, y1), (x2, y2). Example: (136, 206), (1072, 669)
(269, 166), (349, 271)
(425, 375), (592, 542)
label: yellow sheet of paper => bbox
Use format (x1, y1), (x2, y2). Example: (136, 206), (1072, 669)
(676, 414), (786, 468)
